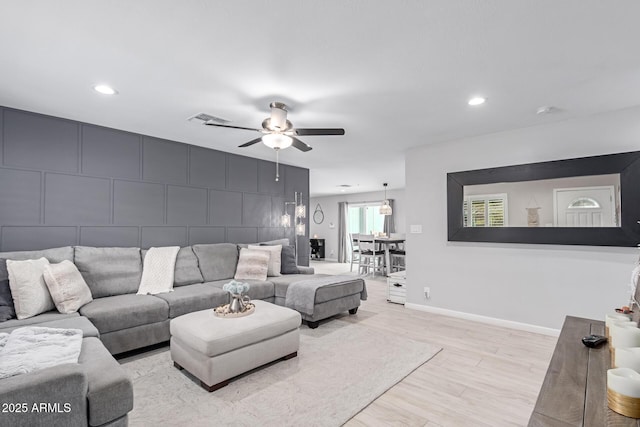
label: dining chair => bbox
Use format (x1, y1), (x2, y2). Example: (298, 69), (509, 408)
(357, 234), (384, 276)
(389, 233), (406, 272)
(349, 233), (360, 272)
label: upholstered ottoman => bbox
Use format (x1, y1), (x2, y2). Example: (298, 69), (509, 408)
(170, 300), (301, 391)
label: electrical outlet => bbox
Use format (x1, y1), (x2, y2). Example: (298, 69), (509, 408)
(424, 286), (430, 299)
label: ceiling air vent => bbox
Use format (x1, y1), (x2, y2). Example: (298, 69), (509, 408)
(187, 112), (230, 124)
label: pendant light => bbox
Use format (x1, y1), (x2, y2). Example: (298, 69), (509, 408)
(380, 183), (392, 216)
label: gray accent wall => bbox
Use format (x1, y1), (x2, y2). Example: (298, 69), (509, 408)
(0, 107), (310, 265)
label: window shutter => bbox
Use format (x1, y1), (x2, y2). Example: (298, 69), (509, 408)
(463, 193), (507, 227)
(471, 200), (486, 227)
(487, 198), (505, 226)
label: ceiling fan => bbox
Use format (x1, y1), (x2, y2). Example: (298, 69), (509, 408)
(202, 102), (345, 181)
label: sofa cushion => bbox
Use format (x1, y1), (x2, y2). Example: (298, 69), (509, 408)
(79, 294), (168, 334)
(0, 281), (14, 322)
(6, 258), (55, 319)
(43, 260), (93, 314)
(0, 311), (80, 331)
(74, 247), (142, 298)
(78, 337), (133, 426)
(260, 238), (290, 247)
(207, 279), (275, 301)
(0, 247), (74, 322)
(270, 274), (331, 298)
(39, 316), (100, 338)
(173, 247), (204, 286)
(192, 243), (239, 282)
(142, 246), (203, 287)
(154, 283), (229, 318)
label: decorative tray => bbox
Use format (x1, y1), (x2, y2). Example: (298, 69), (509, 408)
(213, 303), (255, 318)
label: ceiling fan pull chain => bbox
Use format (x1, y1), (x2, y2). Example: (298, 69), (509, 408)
(275, 149), (280, 182)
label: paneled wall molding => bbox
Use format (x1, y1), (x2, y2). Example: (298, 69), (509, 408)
(0, 106), (309, 264)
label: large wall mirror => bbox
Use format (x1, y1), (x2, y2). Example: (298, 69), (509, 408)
(447, 151), (640, 246)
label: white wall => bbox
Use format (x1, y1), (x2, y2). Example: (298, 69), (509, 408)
(309, 189), (405, 261)
(406, 107), (640, 330)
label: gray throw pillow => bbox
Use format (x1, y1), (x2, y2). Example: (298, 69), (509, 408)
(262, 244), (298, 274)
(280, 246), (299, 274)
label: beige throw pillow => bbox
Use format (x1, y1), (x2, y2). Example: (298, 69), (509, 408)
(43, 260), (93, 314)
(248, 244), (282, 277)
(6, 258), (55, 320)
(234, 248), (269, 281)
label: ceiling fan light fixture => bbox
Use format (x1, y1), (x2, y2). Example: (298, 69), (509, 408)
(262, 133), (293, 150)
(270, 104), (288, 130)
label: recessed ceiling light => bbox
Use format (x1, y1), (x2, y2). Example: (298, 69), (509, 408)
(93, 84), (118, 95)
(468, 96), (486, 106)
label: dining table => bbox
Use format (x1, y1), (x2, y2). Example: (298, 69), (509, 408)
(356, 236), (405, 276)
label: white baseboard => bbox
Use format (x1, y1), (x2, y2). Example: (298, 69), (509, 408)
(404, 303), (560, 337)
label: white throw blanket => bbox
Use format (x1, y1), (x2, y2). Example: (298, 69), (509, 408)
(0, 327), (83, 379)
(137, 246), (180, 295)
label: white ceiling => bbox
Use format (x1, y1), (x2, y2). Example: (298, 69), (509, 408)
(2, 1), (640, 196)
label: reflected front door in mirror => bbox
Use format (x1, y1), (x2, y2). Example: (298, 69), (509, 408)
(447, 151), (640, 246)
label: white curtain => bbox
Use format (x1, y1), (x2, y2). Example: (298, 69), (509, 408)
(337, 202), (349, 263)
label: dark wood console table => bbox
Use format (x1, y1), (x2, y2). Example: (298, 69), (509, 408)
(529, 315), (640, 426)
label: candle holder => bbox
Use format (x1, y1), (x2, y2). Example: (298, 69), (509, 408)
(608, 368), (640, 418)
(606, 313), (633, 338)
(615, 348), (640, 371)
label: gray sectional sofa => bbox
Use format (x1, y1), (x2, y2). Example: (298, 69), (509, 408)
(0, 240), (366, 427)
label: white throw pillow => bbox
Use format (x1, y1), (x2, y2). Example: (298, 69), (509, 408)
(137, 246), (180, 295)
(43, 260), (93, 314)
(6, 258), (55, 320)
(234, 248), (269, 281)
(248, 244), (282, 277)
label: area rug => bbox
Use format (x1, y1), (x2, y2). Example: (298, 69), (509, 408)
(121, 318), (441, 427)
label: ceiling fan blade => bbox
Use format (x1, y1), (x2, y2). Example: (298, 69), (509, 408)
(294, 128), (345, 136)
(205, 122), (262, 132)
(238, 137), (263, 148)
(291, 137), (313, 152)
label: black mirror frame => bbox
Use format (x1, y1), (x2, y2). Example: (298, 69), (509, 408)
(447, 151), (640, 247)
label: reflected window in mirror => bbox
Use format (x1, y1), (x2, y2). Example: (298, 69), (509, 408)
(463, 194), (508, 227)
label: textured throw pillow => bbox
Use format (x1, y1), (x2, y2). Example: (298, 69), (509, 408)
(279, 245), (299, 274)
(137, 246), (180, 295)
(248, 244), (282, 277)
(234, 248), (269, 281)
(6, 258), (55, 320)
(43, 260), (93, 314)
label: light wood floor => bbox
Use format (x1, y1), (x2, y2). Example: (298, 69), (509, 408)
(311, 261), (558, 427)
